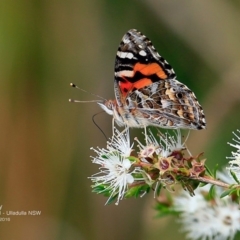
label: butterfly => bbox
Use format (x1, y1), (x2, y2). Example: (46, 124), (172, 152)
(99, 29), (205, 130)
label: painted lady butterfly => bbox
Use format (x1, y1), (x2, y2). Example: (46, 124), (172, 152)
(98, 29), (206, 130)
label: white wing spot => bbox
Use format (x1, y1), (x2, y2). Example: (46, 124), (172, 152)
(115, 70), (134, 77)
(126, 52), (134, 59)
(117, 51), (134, 59)
(123, 38), (130, 44)
(161, 99), (171, 108)
(138, 45), (143, 49)
(117, 51), (125, 58)
(139, 50), (147, 56)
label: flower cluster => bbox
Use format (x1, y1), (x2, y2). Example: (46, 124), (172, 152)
(174, 170), (240, 240)
(90, 128), (206, 204)
(89, 126), (240, 239)
(89, 128), (138, 205)
(227, 129), (240, 183)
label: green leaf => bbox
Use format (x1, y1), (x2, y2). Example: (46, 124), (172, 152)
(125, 184), (150, 198)
(207, 185), (215, 200)
(91, 184), (121, 205)
(92, 184), (109, 193)
(205, 164), (213, 177)
(100, 154), (109, 159)
(220, 189), (233, 198)
(236, 188), (240, 197)
(236, 189), (240, 204)
(105, 194), (118, 205)
(92, 184), (113, 197)
(127, 156), (139, 162)
(199, 182), (208, 187)
(190, 180), (200, 191)
(155, 203), (179, 218)
(213, 164), (218, 178)
(230, 170), (240, 184)
(155, 183), (162, 196)
(132, 173), (144, 179)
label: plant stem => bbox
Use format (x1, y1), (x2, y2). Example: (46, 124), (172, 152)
(190, 175), (230, 188)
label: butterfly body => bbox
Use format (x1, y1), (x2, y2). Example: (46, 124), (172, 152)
(98, 29), (206, 130)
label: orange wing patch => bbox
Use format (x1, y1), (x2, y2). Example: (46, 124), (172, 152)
(119, 78), (153, 96)
(119, 80), (133, 95)
(134, 63), (167, 79)
(133, 78), (152, 89)
(119, 62), (167, 96)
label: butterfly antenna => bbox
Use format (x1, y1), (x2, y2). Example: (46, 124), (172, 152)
(69, 99), (100, 103)
(92, 111), (108, 140)
(70, 83), (106, 101)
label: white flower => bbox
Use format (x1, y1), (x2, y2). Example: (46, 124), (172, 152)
(159, 129), (186, 157)
(90, 127), (135, 205)
(135, 130), (161, 159)
(213, 202), (240, 240)
(107, 127), (133, 157)
(226, 129), (240, 182)
(174, 171), (240, 240)
(137, 129), (186, 158)
(217, 168), (235, 185)
(174, 185), (210, 214)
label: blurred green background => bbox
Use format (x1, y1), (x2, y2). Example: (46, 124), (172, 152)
(0, 0), (240, 239)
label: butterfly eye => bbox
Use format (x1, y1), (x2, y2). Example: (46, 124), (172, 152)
(176, 93), (183, 99)
(109, 102), (113, 109)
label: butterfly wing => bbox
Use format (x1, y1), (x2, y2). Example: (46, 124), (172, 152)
(114, 29), (206, 130)
(114, 29), (175, 105)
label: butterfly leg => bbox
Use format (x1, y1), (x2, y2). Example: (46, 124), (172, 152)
(182, 129), (192, 156)
(119, 125), (129, 137)
(111, 118), (129, 140)
(112, 118), (115, 138)
(144, 125), (147, 143)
